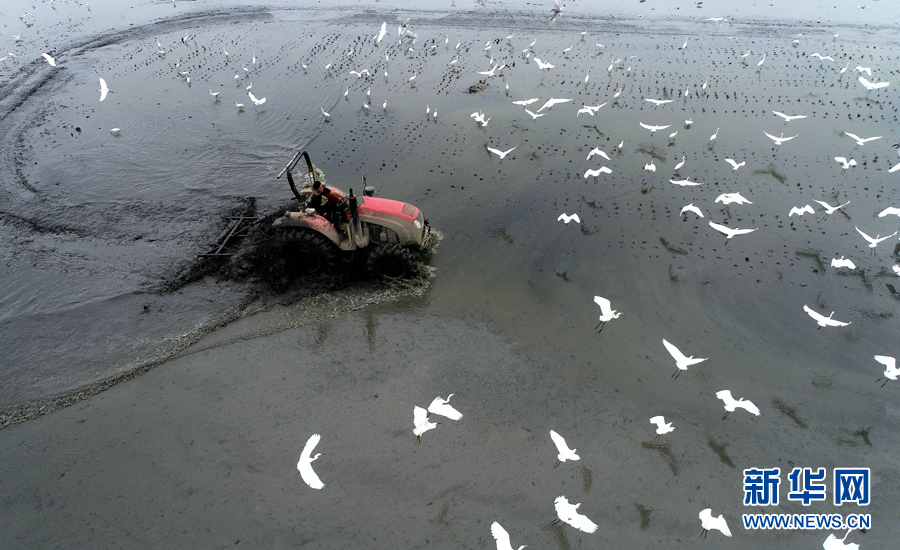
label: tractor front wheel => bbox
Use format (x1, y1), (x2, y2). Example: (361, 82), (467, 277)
(276, 228), (339, 274)
(367, 244), (418, 280)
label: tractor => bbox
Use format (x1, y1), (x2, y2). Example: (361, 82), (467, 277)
(269, 150), (432, 279)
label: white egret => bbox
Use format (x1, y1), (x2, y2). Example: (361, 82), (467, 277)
(349, 69), (370, 78)
(324, 59), (332, 70)
(42, 53), (56, 66)
(382, 99), (387, 110)
(684, 86), (690, 97)
(549, 430), (579, 467)
(487, 146), (517, 159)
(235, 102), (244, 111)
(803, 305), (851, 329)
(699, 508), (732, 538)
(208, 89), (220, 101)
(584, 167), (612, 178)
(618, 141), (624, 149)
(552, 496), (598, 533)
(662, 338), (707, 378)
(788, 205), (814, 217)
(644, 161), (656, 172)
(814, 200), (849, 219)
(670, 177), (704, 186)
(680, 204), (703, 218)
(674, 156), (686, 171)
(834, 157), (857, 171)
(593, 296), (622, 331)
(709, 127), (719, 143)
(297, 433), (325, 490)
(741, 50), (751, 61)
(536, 97), (571, 112)
(558, 213), (580, 224)
(109, 128), (121, 136)
(858, 75), (888, 93)
(854, 66), (872, 76)
(644, 98), (674, 106)
(831, 257), (856, 270)
(248, 91), (266, 105)
(680, 37), (688, 49)
(548, 0), (562, 28)
(377, 22), (387, 42)
(874, 355), (900, 387)
(409, 72), (416, 83)
(702, 77), (709, 90)
(584, 70), (589, 84)
(524, 108), (545, 120)
(757, 53), (766, 67)
(763, 131), (798, 150)
(639, 122), (671, 133)
(715, 193), (752, 205)
(823, 528), (859, 550)
(586, 148), (609, 161)
(844, 132), (881, 147)
(716, 390), (760, 419)
(428, 394), (462, 420)
(320, 107), (330, 118)
(772, 110), (806, 122)
(513, 98), (540, 106)
(708, 221), (758, 239)
(613, 88), (622, 99)
(344, 87), (349, 98)
(98, 78), (110, 101)
(649, 416), (674, 440)
(878, 207), (900, 217)
(855, 226), (897, 254)
(533, 57), (555, 70)
(413, 406), (437, 446)
(840, 63), (849, 76)
(479, 62), (500, 77)
(490, 521), (526, 550)
(668, 131), (678, 140)
(810, 53), (835, 61)
(724, 158), (745, 170)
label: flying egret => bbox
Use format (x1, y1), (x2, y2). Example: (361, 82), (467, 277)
(377, 21), (387, 42)
(814, 200), (849, 219)
(584, 167), (612, 178)
(428, 394), (463, 420)
(834, 157), (857, 172)
(513, 98), (540, 106)
(858, 76), (889, 93)
(413, 406), (437, 446)
(803, 304), (851, 329)
(558, 213), (580, 225)
(248, 91), (266, 106)
(536, 97), (571, 112)
(810, 53), (835, 61)
(487, 146), (517, 159)
(763, 131), (798, 150)
(823, 528), (860, 550)
(844, 132), (881, 147)
(297, 433), (325, 490)
(649, 416), (674, 440)
(772, 110), (806, 122)
(548, 0), (562, 28)
(670, 177), (703, 186)
(98, 78), (110, 101)
(855, 226), (897, 254)
(715, 192), (752, 205)
(854, 66), (872, 76)
(639, 122), (671, 133)
(874, 355), (900, 387)
(551, 496), (598, 533)
(724, 158), (745, 170)
(549, 430), (579, 467)
(680, 204), (703, 218)
(349, 69), (370, 78)
(699, 508), (732, 538)
(533, 57), (555, 70)
(789, 205), (815, 217)
(674, 156), (686, 171)
(644, 161), (656, 172)
(524, 108), (545, 120)
(586, 148), (610, 161)
(878, 206), (900, 217)
(42, 53), (56, 66)
(593, 296), (622, 332)
(662, 338), (707, 378)
(831, 257), (856, 270)
(490, 521), (526, 550)
(716, 390), (760, 419)
(708, 221), (758, 239)
(644, 98), (674, 106)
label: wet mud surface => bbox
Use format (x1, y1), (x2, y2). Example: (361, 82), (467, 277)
(1, 1), (899, 548)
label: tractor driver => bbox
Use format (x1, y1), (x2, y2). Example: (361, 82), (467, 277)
(307, 181), (348, 226)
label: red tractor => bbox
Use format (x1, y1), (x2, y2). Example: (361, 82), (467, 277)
(270, 150), (432, 279)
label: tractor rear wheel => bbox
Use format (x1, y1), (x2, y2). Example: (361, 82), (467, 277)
(276, 228), (339, 274)
(367, 244), (418, 280)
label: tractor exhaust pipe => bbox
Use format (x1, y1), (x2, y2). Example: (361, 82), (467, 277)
(347, 188), (367, 248)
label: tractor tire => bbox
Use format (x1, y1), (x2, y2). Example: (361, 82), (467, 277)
(367, 244), (418, 280)
(276, 228), (339, 274)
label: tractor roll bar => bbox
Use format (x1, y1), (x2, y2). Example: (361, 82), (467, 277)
(277, 150), (317, 204)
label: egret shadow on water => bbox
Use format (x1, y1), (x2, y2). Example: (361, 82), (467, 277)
(579, 466), (593, 493)
(634, 503), (653, 530)
(542, 521), (570, 550)
(642, 441), (679, 475)
(707, 437), (735, 468)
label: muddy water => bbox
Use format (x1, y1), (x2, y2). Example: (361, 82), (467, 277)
(1, 1), (899, 548)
